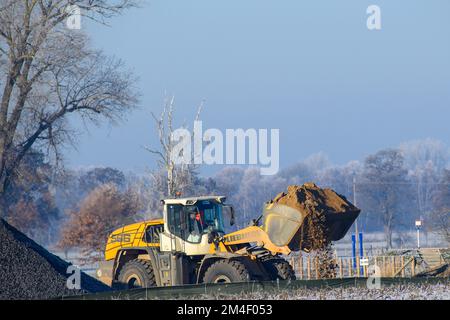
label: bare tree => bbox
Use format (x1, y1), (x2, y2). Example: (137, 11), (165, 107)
(400, 139), (449, 222)
(0, 0), (138, 215)
(146, 95), (202, 197)
(360, 149), (411, 248)
(430, 169), (450, 244)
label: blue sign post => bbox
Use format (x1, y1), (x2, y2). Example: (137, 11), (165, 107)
(352, 234), (357, 268)
(359, 232), (364, 275)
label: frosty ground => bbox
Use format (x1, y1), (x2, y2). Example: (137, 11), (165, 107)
(175, 281), (450, 300)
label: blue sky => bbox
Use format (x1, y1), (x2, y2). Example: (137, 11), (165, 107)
(66, 0), (450, 174)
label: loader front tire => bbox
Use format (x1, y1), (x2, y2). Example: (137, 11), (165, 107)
(117, 259), (156, 289)
(263, 259), (296, 280)
(202, 259), (250, 284)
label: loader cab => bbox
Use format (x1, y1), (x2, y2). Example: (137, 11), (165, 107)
(160, 196), (233, 255)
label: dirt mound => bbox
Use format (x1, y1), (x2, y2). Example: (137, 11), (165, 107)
(271, 183), (359, 219)
(0, 219), (110, 300)
(268, 183), (360, 278)
(269, 183), (360, 249)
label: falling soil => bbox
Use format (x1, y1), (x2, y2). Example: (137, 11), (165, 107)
(0, 219), (110, 300)
(268, 183), (360, 278)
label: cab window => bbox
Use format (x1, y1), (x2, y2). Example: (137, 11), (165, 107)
(143, 224), (163, 244)
(167, 204), (187, 240)
(166, 201), (225, 244)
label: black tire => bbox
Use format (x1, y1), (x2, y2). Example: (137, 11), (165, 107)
(202, 259), (250, 283)
(117, 259), (156, 289)
(263, 258), (296, 280)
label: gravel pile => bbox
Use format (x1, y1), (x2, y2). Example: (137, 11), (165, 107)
(0, 219), (110, 300)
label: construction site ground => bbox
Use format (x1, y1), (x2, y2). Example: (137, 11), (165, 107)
(61, 277), (449, 300)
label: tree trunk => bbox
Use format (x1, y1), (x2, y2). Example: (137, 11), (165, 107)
(386, 228), (392, 249)
(0, 169), (9, 218)
(167, 164), (174, 197)
(384, 210), (393, 249)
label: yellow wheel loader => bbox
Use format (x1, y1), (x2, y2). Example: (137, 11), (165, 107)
(97, 195), (359, 288)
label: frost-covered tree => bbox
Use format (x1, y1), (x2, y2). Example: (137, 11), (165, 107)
(360, 149), (412, 248)
(400, 138), (449, 172)
(0, 0), (139, 216)
(277, 153), (327, 185)
(430, 170), (450, 244)
(317, 160), (362, 199)
(146, 96), (203, 197)
(79, 167), (126, 193)
(400, 139), (449, 223)
(230, 168), (286, 227)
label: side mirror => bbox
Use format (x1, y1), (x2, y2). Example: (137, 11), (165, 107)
(223, 205), (235, 226)
(230, 207), (235, 226)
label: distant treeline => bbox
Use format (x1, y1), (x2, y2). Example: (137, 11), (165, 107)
(1, 139), (449, 250)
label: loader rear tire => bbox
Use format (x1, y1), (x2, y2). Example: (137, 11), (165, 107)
(202, 259), (250, 283)
(263, 259), (296, 280)
(117, 259), (156, 289)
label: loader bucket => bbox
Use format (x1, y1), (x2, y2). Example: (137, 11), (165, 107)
(262, 203), (360, 251)
(262, 204), (307, 247)
(324, 209), (360, 241)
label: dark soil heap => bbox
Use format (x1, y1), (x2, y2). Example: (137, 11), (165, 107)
(0, 219), (110, 300)
(269, 183), (360, 278)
